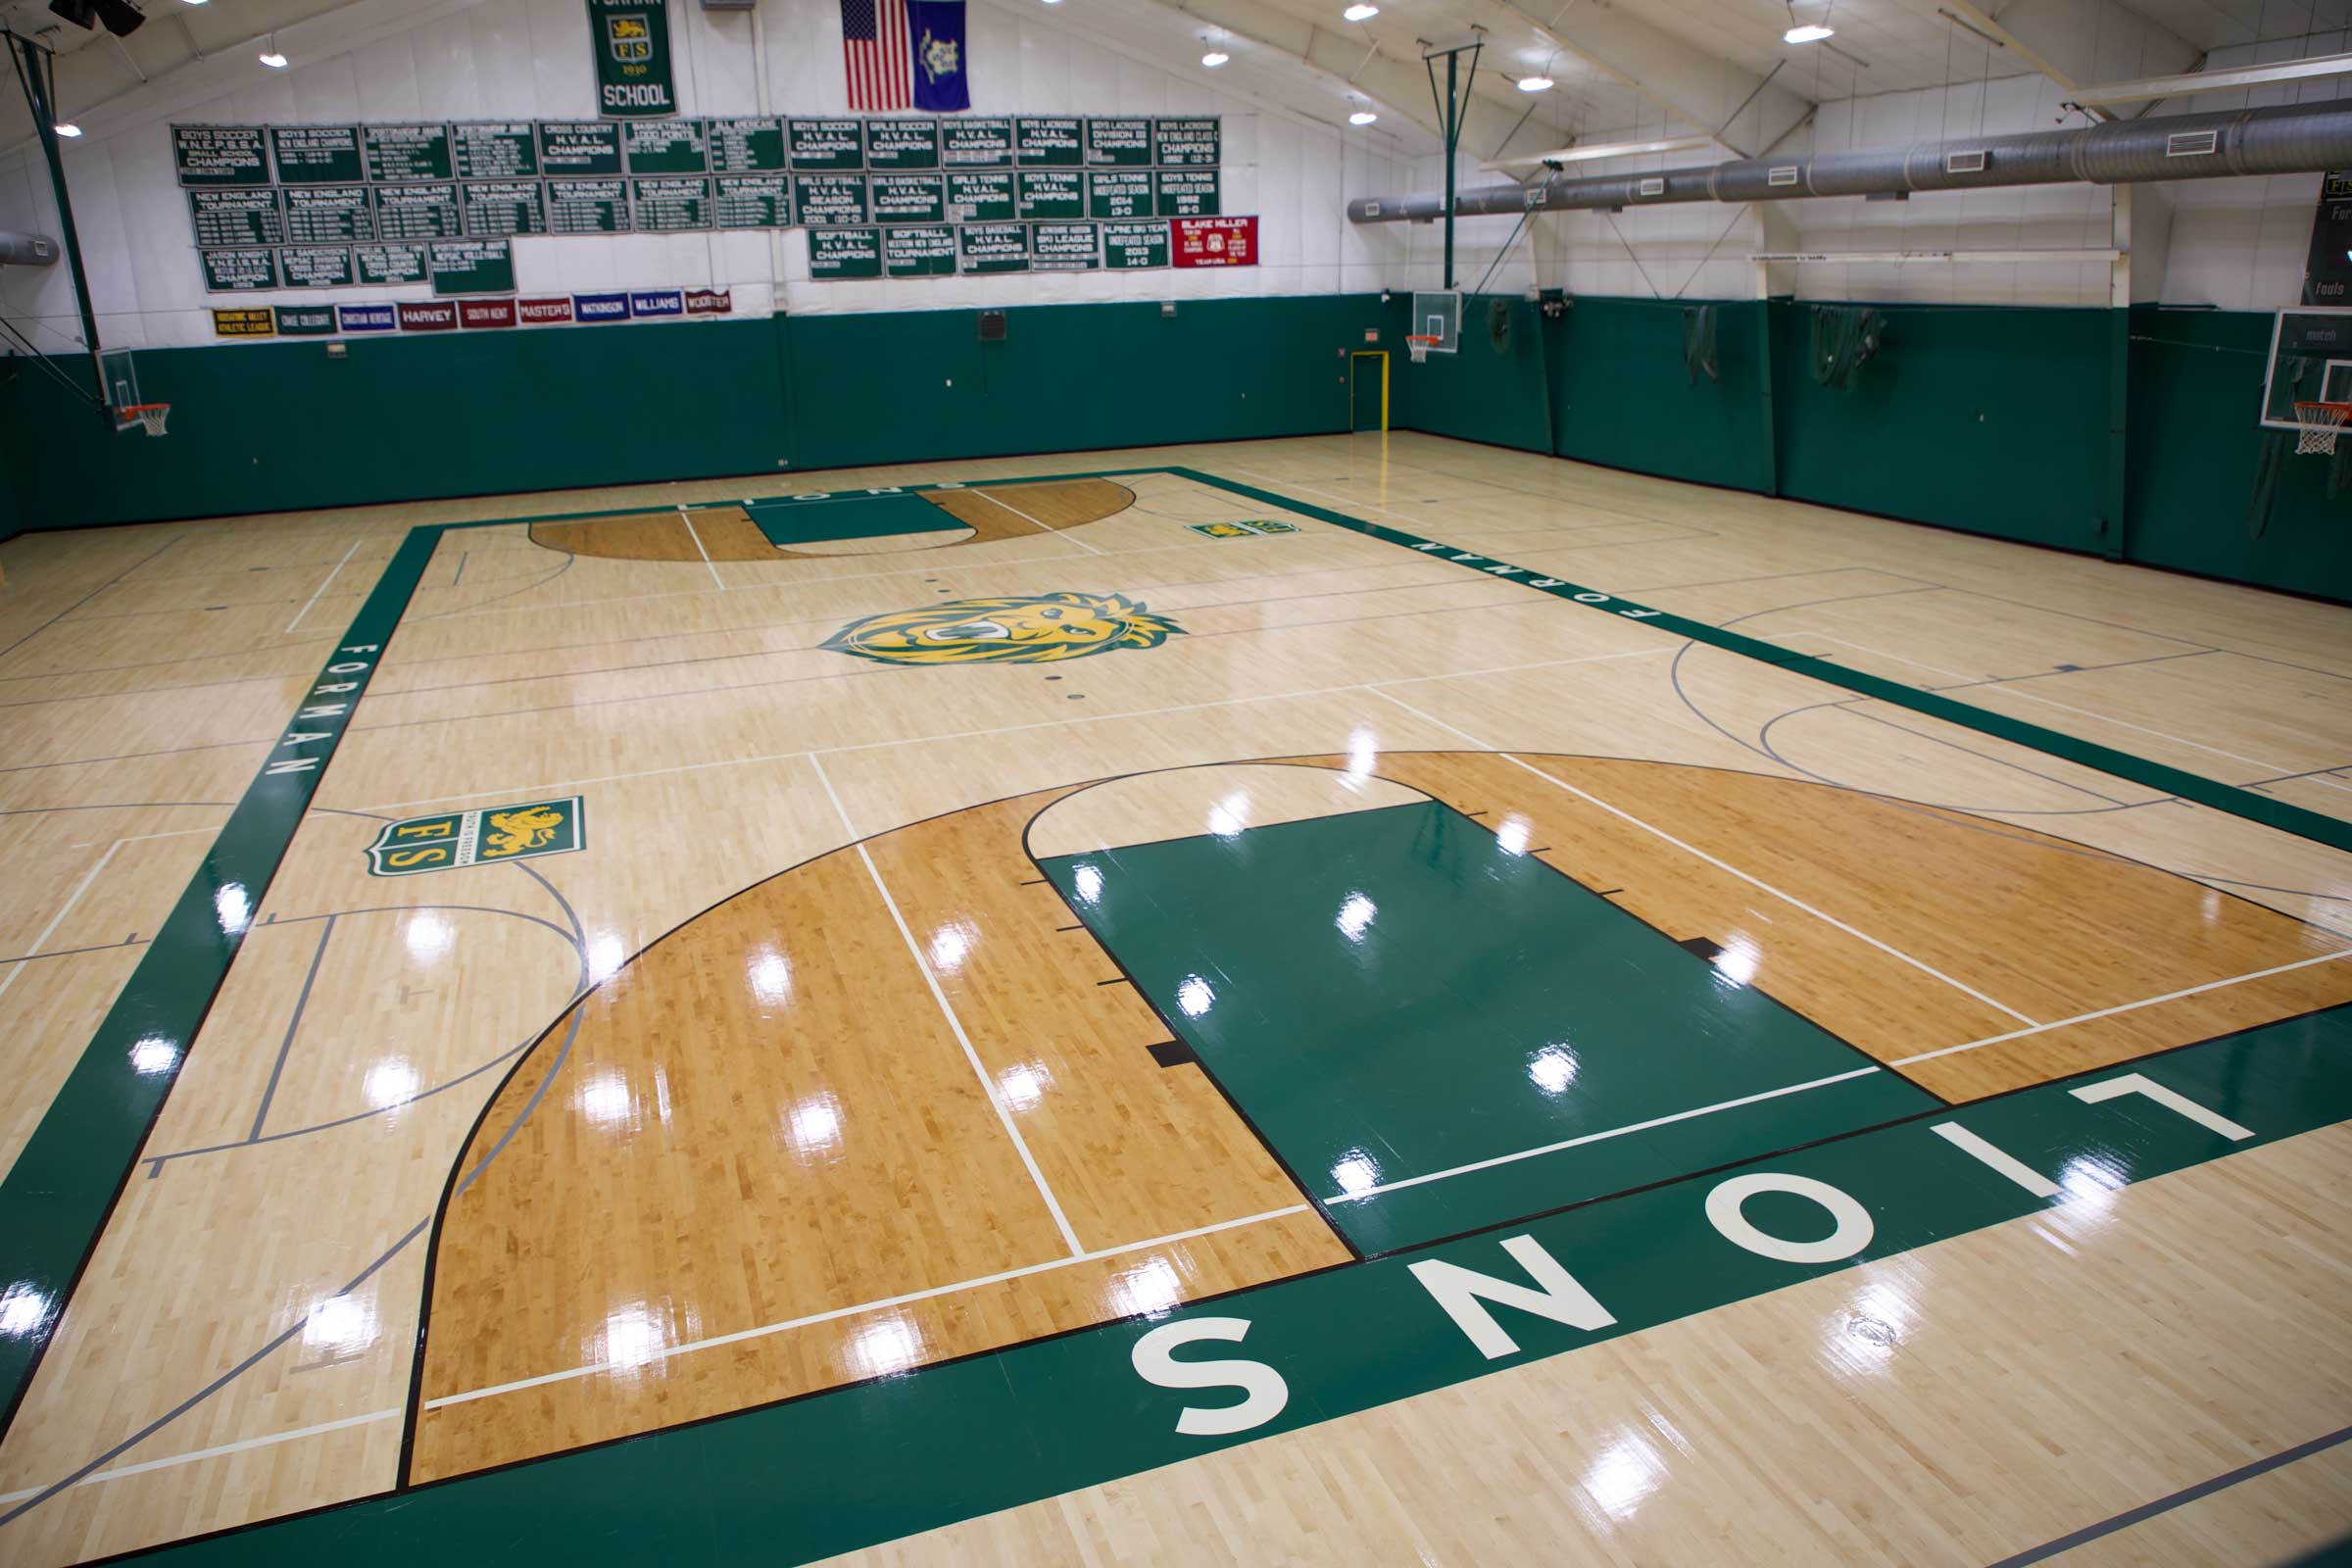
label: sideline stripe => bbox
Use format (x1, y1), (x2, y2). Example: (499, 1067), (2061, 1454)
(1167, 467), (2352, 859)
(0, 527), (439, 1435)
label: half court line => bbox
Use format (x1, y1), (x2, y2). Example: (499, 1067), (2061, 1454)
(677, 508), (726, 591)
(283, 538), (363, 634)
(968, 488), (1106, 556)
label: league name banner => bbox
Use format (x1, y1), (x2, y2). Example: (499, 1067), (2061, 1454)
(270, 125), (365, 184)
(794, 174), (870, 226)
(625, 118), (709, 173)
(1030, 220), (1101, 270)
(686, 286), (733, 317)
(428, 239), (515, 296)
(1014, 117), (1083, 168)
(633, 176), (713, 231)
(363, 123), (455, 183)
(355, 243), (430, 287)
(941, 117), (1014, 169)
(946, 171), (1013, 222)
(2305, 171), (2352, 305)
(279, 245), (357, 288)
(460, 297), (519, 329)
(372, 182), (462, 241)
(1102, 219), (1170, 270)
(172, 125), (270, 187)
(277, 304), (338, 335)
(281, 184), (375, 244)
(575, 290), (634, 323)
(1154, 117), (1220, 167)
(200, 247), (279, 292)
(713, 174), (791, 228)
(452, 122), (540, 179)
(462, 181), (549, 237)
(211, 307), (275, 338)
(884, 223), (956, 278)
(865, 119), (942, 171)
(1172, 213), (1254, 268)
(188, 188), (284, 249)
(1087, 170), (1152, 220)
(339, 303), (398, 332)
(708, 117), (787, 172)
(1016, 171), (1084, 221)
(956, 220), (1030, 275)
(788, 119), (866, 172)
(518, 297), (576, 325)
(1084, 117), (1152, 167)
(1155, 169), (1220, 219)
(398, 300), (460, 331)
(547, 177), (632, 234)
(869, 173), (947, 225)
(808, 226), (883, 280)
(630, 288), (685, 318)
(539, 121), (626, 176)
(587, 0), (678, 117)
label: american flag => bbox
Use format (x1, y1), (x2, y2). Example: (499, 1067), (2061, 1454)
(841, 0), (911, 112)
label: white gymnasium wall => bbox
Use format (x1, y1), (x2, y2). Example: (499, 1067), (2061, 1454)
(0, 0), (1413, 352)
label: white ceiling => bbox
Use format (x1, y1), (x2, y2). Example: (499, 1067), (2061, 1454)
(2, 0), (2343, 167)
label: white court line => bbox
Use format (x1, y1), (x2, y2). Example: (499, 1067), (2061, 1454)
(282, 538), (363, 634)
(1993, 684), (2352, 797)
(1369, 688), (2041, 1026)
(0, 1408), (405, 1504)
(1890, 947), (2352, 1067)
(677, 508), (727, 592)
(1329, 1066), (1886, 1204)
(968, 487), (1106, 556)
(0, 840), (123, 1007)
(426, 1200), (1308, 1410)
(811, 755), (1084, 1257)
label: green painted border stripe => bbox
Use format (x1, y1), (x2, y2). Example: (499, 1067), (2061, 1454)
(1167, 466), (2352, 858)
(0, 527), (441, 1428)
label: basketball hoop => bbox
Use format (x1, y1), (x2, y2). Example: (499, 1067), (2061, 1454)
(1406, 334), (1439, 364)
(2291, 400), (2351, 455)
(120, 402), (171, 438)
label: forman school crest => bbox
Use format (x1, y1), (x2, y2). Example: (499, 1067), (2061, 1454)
(823, 592), (1182, 665)
(366, 797), (587, 877)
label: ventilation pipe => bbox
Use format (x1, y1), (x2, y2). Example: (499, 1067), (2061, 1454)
(1348, 100), (2352, 221)
(0, 230), (60, 267)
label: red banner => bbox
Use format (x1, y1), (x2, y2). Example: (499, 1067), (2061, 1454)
(517, 297), (575, 326)
(459, 298), (517, 330)
(397, 301), (459, 332)
(685, 287), (733, 317)
(1171, 216), (1257, 269)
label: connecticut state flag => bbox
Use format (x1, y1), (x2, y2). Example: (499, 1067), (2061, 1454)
(907, 0), (970, 112)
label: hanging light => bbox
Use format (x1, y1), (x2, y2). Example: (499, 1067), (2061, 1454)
(1349, 110), (1377, 125)
(1517, 75), (1553, 91)
(55, 122), (84, 137)
(1784, 21), (1834, 41)
(259, 36), (289, 68)
(1343, 4), (1380, 20)
(1200, 49), (1229, 67)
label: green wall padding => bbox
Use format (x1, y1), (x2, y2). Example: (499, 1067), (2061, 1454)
(1547, 298), (1774, 493)
(2123, 306), (2352, 602)
(1770, 300), (2111, 553)
(1393, 296), (1550, 454)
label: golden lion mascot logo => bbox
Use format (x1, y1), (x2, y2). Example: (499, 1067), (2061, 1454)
(823, 592), (1182, 666)
(481, 804), (569, 858)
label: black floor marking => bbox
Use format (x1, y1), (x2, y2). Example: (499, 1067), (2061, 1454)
(1054, 923), (1082, 932)
(1593, 887), (1624, 897)
(1675, 936), (1724, 961)
(1095, 976), (1130, 987)
(1147, 1041), (1198, 1068)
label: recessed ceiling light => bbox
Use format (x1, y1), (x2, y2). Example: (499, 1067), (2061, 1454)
(1343, 4), (1380, 20)
(1517, 75), (1553, 91)
(1349, 110), (1377, 124)
(181, 0), (209, 6)
(259, 49), (289, 67)
(1200, 49), (1229, 66)
(1783, 23), (1834, 42)
(55, 122), (83, 137)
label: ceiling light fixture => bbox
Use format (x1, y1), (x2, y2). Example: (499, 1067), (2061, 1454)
(55, 122), (83, 137)
(1784, 22), (1834, 41)
(259, 34), (288, 67)
(1343, 4), (1380, 20)
(1200, 49), (1229, 66)
(1517, 74), (1553, 91)
(1349, 110), (1377, 124)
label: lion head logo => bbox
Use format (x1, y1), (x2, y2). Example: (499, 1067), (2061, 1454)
(823, 592), (1181, 666)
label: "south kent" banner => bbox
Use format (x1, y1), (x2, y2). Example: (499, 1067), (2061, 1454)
(587, 0), (678, 118)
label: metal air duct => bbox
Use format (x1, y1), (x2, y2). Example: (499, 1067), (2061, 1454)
(0, 231), (61, 267)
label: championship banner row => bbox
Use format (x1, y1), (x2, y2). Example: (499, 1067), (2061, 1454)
(200, 217), (1256, 305)
(188, 169), (1224, 260)
(172, 116), (1220, 187)
(210, 287), (737, 338)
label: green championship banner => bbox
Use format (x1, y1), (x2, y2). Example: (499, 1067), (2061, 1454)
(587, 0), (678, 118)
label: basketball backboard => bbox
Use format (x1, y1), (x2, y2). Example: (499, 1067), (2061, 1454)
(2261, 307), (2352, 430)
(1410, 290), (1461, 353)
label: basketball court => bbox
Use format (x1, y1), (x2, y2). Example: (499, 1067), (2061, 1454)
(2, 424), (2349, 1565)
